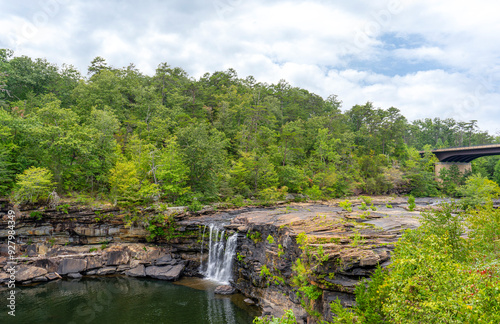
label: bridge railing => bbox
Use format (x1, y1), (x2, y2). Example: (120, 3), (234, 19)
(430, 143), (500, 152)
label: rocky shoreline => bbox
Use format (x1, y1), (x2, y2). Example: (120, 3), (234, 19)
(0, 244), (187, 287)
(0, 197), (453, 323)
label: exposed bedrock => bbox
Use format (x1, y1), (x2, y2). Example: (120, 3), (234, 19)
(0, 198), (430, 322)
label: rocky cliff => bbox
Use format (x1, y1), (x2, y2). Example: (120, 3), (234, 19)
(0, 198), (430, 323)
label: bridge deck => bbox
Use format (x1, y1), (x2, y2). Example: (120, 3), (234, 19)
(419, 144), (500, 162)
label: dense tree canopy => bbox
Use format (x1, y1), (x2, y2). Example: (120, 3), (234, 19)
(1, 49), (498, 204)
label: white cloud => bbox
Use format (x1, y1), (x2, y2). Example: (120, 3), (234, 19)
(1, 0), (499, 135)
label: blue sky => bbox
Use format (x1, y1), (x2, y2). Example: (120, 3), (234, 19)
(1, 0), (499, 134)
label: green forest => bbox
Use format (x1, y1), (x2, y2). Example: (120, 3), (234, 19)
(2, 49), (500, 323)
(1, 48), (500, 207)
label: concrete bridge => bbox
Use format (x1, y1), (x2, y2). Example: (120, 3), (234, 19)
(420, 144), (500, 176)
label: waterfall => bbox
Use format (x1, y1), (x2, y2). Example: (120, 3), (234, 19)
(202, 224), (238, 284)
(199, 225), (207, 271)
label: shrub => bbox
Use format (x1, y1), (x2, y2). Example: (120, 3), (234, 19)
(407, 195), (416, 211)
(11, 167), (54, 204)
(304, 185), (323, 200)
(329, 203), (500, 323)
(339, 199), (352, 212)
(459, 173), (500, 209)
(253, 310), (297, 324)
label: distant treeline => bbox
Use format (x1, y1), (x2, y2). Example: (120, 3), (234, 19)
(1, 48), (499, 205)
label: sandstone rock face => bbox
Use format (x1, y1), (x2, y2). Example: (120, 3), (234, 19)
(0, 199), (438, 322)
(226, 201), (425, 322)
(58, 258), (87, 275)
(0, 272), (10, 283)
(33, 258), (59, 272)
(86, 256), (104, 270)
(106, 251), (129, 266)
(15, 266), (48, 282)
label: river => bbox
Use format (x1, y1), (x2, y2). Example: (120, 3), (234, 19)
(0, 276), (260, 324)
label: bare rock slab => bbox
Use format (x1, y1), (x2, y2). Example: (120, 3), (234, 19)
(145, 264), (184, 281)
(58, 258), (87, 275)
(106, 251), (129, 266)
(125, 264), (146, 277)
(16, 266), (48, 282)
(155, 255), (175, 266)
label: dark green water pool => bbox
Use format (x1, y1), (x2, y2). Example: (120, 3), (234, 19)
(0, 276), (260, 324)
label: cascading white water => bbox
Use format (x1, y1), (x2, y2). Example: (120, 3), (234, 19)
(201, 224), (238, 284)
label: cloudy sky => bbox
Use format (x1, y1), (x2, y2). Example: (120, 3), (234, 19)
(1, 0), (499, 134)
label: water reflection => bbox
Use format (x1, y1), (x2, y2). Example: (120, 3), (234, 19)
(0, 276), (259, 324)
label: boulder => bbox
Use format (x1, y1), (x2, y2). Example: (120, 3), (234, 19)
(15, 266), (48, 282)
(32, 276), (48, 282)
(145, 264), (184, 281)
(45, 273), (62, 281)
(33, 258), (59, 272)
(155, 255), (175, 266)
(214, 285), (236, 295)
(0, 272), (11, 283)
(129, 259), (143, 268)
(86, 256), (104, 270)
(262, 306), (274, 316)
(106, 251), (129, 266)
(57, 258), (87, 275)
(125, 264), (146, 277)
(97, 267), (117, 275)
(67, 273), (82, 279)
(243, 298), (255, 305)
(26, 245), (37, 257)
(117, 265), (131, 272)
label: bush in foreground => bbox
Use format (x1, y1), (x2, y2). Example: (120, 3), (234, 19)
(10, 166), (54, 204)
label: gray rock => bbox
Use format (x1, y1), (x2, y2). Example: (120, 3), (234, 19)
(26, 245), (37, 257)
(129, 259), (143, 268)
(0, 272), (10, 283)
(117, 265), (131, 272)
(155, 255), (175, 266)
(145, 264), (184, 281)
(106, 251), (129, 266)
(67, 273), (82, 279)
(214, 285), (236, 295)
(33, 258), (59, 272)
(32, 276), (48, 282)
(97, 267), (116, 275)
(15, 266), (48, 282)
(57, 258), (87, 275)
(85, 270), (98, 275)
(125, 264), (146, 277)
(85, 256), (104, 270)
(243, 298), (255, 305)
(262, 306), (273, 316)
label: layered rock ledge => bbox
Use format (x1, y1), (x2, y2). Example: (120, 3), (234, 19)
(0, 244), (186, 286)
(0, 197), (444, 323)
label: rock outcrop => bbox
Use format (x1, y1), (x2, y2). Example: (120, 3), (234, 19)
(0, 244), (187, 285)
(0, 197), (439, 323)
